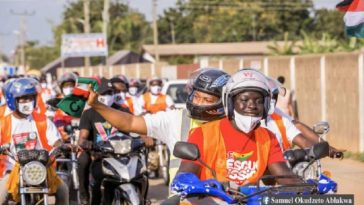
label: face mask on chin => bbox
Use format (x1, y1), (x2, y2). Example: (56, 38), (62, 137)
(62, 87), (74, 96)
(98, 95), (114, 107)
(18, 101), (35, 116)
(233, 110), (262, 134)
(129, 87), (138, 96)
(150, 85), (161, 95)
(114, 92), (126, 104)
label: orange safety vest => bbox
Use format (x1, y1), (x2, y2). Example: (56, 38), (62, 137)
(199, 120), (271, 185)
(0, 105), (6, 118)
(36, 94), (47, 115)
(0, 112), (53, 177)
(126, 97), (134, 114)
(271, 112), (291, 151)
(143, 92), (167, 114)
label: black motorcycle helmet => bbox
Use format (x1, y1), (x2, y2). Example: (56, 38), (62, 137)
(186, 68), (230, 121)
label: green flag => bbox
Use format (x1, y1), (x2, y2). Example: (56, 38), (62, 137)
(57, 95), (86, 118)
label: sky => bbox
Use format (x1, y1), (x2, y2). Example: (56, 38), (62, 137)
(0, 0), (341, 57)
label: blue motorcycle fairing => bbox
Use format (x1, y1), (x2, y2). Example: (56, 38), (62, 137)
(307, 174), (337, 194)
(171, 172), (236, 204)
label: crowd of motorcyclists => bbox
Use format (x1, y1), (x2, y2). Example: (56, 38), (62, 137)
(0, 67), (344, 205)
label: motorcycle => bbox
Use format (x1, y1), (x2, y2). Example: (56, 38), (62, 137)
(284, 121), (343, 180)
(94, 134), (149, 205)
(162, 141), (337, 205)
(0, 145), (64, 205)
(56, 124), (80, 205)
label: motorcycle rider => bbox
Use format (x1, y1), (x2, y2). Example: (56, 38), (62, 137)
(85, 68), (230, 184)
(139, 76), (175, 113)
(0, 77), (69, 205)
(110, 75), (143, 115)
(78, 78), (131, 205)
(265, 77), (344, 157)
(126, 78), (143, 115)
(177, 69), (301, 188)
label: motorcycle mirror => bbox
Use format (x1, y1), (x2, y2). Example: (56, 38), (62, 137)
(173, 141), (218, 179)
(313, 121), (330, 135)
(309, 141), (330, 160)
(173, 141), (200, 161)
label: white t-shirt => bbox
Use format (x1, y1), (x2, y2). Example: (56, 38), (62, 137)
(261, 108), (301, 151)
(143, 109), (183, 152)
(9, 115), (61, 155)
(138, 93), (175, 113)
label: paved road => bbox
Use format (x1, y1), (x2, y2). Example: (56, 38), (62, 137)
(321, 158), (364, 204)
(147, 158), (364, 204)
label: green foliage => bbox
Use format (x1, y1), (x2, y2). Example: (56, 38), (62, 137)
(344, 151), (364, 162)
(267, 32), (297, 55)
(25, 41), (58, 70)
(299, 31), (340, 54)
(158, 0), (314, 43)
(53, 0), (152, 55)
(166, 56), (194, 65)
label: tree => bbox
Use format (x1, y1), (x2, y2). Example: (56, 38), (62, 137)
(312, 9), (345, 40)
(157, 0), (314, 44)
(25, 41), (58, 70)
(53, 0), (152, 57)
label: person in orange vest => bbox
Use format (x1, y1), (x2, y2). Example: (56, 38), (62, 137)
(139, 77), (175, 114)
(0, 77), (69, 205)
(264, 77), (344, 157)
(53, 73), (78, 141)
(126, 78), (143, 115)
(177, 69), (300, 193)
(110, 74), (139, 114)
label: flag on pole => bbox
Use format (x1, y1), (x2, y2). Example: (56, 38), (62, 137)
(337, 0), (364, 37)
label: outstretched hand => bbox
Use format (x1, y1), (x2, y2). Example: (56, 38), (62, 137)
(87, 84), (99, 107)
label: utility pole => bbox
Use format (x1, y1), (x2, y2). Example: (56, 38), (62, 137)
(152, 0), (159, 63)
(169, 17), (176, 44)
(0, 32), (10, 64)
(83, 0), (91, 68)
(102, 0), (110, 65)
(102, 0), (110, 38)
(10, 10), (35, 71)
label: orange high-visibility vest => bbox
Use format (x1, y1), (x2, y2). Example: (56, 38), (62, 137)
(0, 113), (53, 177)
(126, 97), (134, 114)
(0, 105), (6, 118)
(36, 94), (47, 115)
(143, 92), (167, 113)
(200, 119), (271, 185)
(271, 112), (291, 151)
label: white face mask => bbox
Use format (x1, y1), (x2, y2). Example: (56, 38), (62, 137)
(129, 87), (138, 96)
(41, 83), (47, 89)
(233, 110), (262, 133)
(98, 95), (114, 107)
(18, 101), (35, 115)
(150, 85), (161, 95)
(114, 92), (126, 104)
(62, 87), (74, 96)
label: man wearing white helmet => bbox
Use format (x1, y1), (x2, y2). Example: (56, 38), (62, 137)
(177, 69), (300, 187)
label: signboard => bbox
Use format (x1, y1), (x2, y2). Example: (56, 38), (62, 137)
(61, 33), (108, 58)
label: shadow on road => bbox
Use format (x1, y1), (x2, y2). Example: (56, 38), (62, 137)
(148, 178), (169, 204)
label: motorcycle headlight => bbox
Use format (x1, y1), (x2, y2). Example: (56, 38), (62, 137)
(110, 139), (131, 154)
(22, 161), (47, 185)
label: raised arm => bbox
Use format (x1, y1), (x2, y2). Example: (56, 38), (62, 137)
(87, 85), (148, 135)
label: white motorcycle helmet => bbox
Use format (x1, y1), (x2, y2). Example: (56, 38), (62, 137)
(222, 68), (271, 121)
(266, 77), (286, 115)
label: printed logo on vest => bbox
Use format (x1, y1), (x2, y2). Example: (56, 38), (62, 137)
(226, 151), (257, 185)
